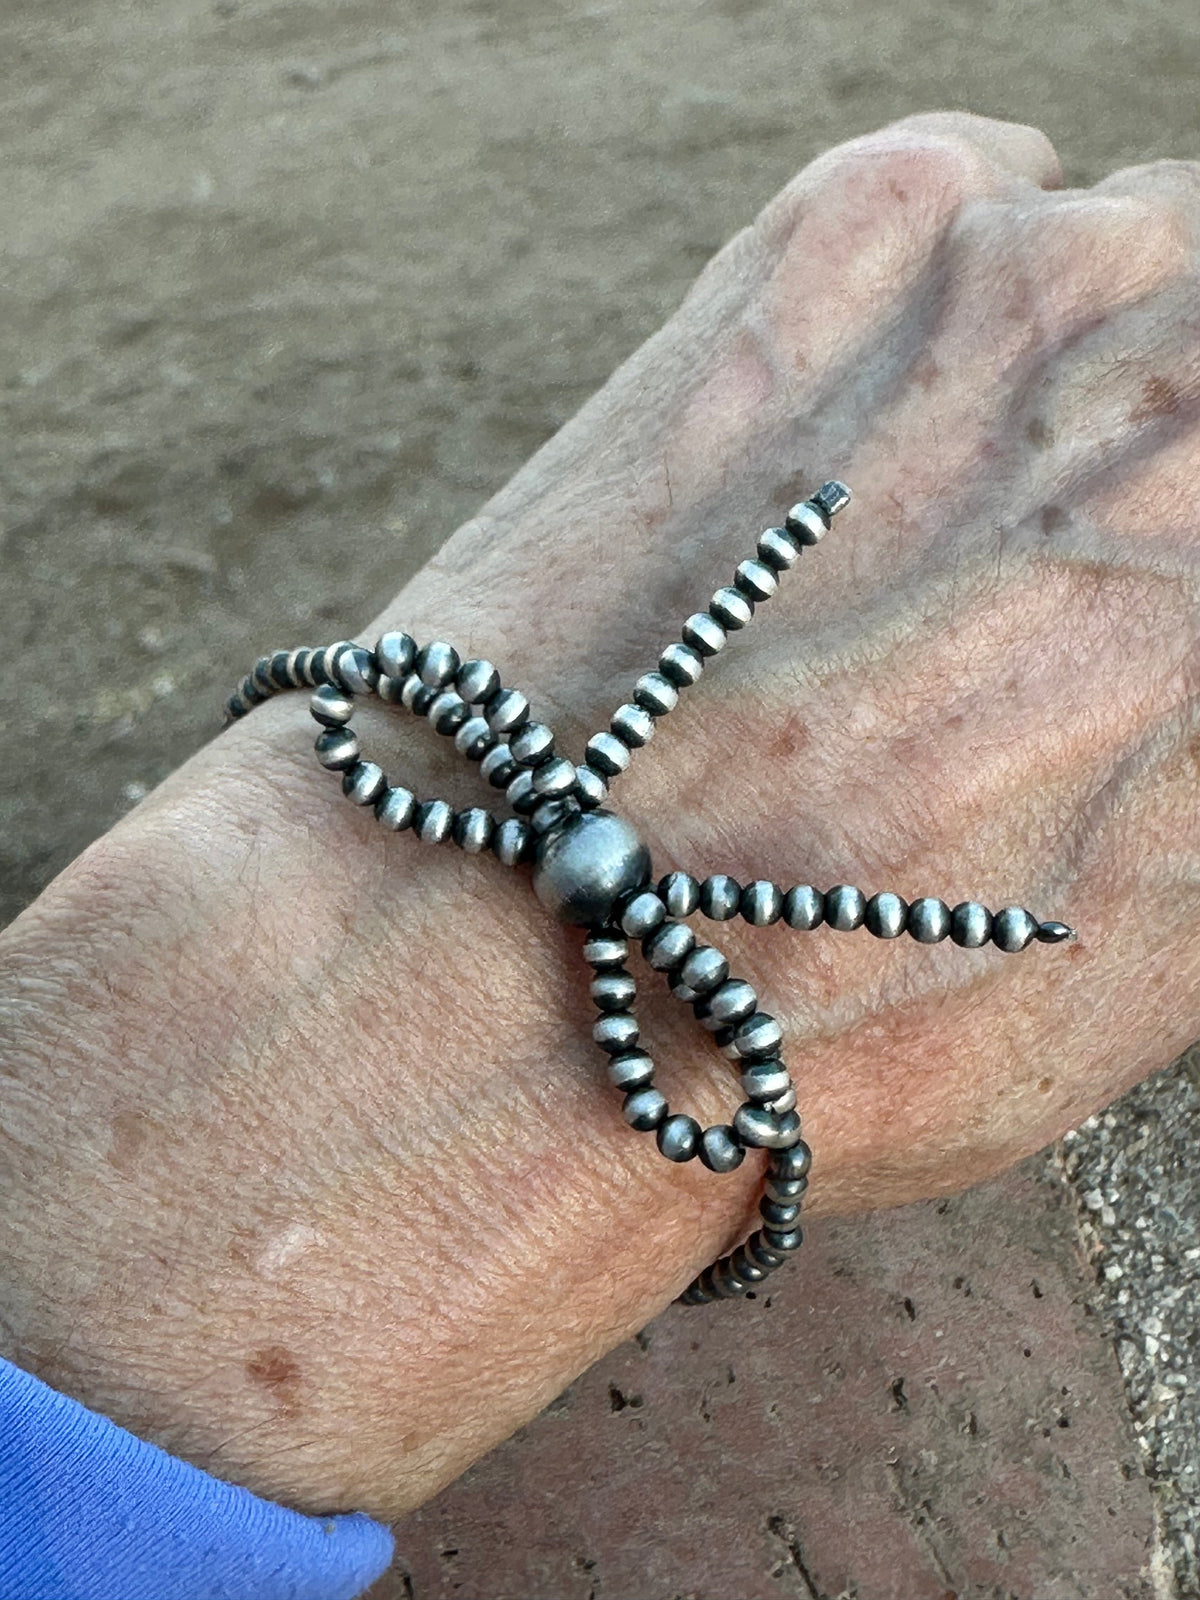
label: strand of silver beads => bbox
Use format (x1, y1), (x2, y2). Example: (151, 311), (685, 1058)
(224, 479), (1073, 1307)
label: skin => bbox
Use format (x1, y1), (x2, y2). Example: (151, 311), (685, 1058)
(4, 111), (1200, 1523)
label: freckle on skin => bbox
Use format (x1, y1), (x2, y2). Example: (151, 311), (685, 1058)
(246, 1344), (304, 1417)
(107, 1109), (150, 1176)
(1026, 417), (1054, 449)
(1130, 374), (1182, 423)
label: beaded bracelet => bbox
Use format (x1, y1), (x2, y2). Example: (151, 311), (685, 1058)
(225, 480), (1073, 1306)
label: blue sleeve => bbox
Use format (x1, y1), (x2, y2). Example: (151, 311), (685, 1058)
(0, 1356), (394, 1600)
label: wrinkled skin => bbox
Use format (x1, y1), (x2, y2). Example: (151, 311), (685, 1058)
(4, 113), (1200, 1521)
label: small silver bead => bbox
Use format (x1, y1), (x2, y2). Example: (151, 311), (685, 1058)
(620, 891), (667, 939)
(825, 884), (866, 931)
(585, 732), (630, 776)
(698, 1124), (745, 1173)
(785, 500), (829, 545)
(237, 673), (266, 707)
(908, 896), (951, 943)
(740, 880), (783, 926)
(416, 640), (460, 688)
(634, 673), (679, 717)
(658, 642), (704, 687)
(400, 673), (437, 715)
(734, 558), (778, 601)
(377, 674), (406, 704)
(591, 971), (637, 1012)
(334, 645), (379, 696)
(454, 716), (493, 760)
(678, 945), (729, 995)
(748, 1233), (788, 1269)
(315, 727), (359, 770)
(760, 1198), (802, 1229)
(783, 884), (824, 930)
(762, 1225), (804, 1253)
(375, 631), (416, 680)
(312, 643), (348, 686)
(506, 770), (538, 814)
(453, 807), (494, 854)
(455, 658), (500, 706)
(530, 797), (578, 836)
(267, 650), (296, 688)
(611, 703), (655, 748)
(729, 1245), (770, 1283)
(292, 648), (317, 686)
(310, 684), (354, 727)
(427, 690), (468, 735)
(374, 786), (415, 831)
(767, 1086), (797, 1115)
(657, 1114), (700, 1163)
(992, 906), (1038, 953)
(414, 798), (454, 843)
(485, 687), (530, 734)
(700, 874), (741, 920)
(709, 586), (753, 630)
(812, 479), (852, 519)
(712, 1261), (753, 1297)
(623, 1087), (668, 1131)
(951, 900), (993, 947)
(1036, 920), (1074, 943)
(583, 933), (628, 969)
(659, 871), (700, 918)
(707, 978), (758, 1028)
(741, 1059), (791, 1101)
(252, 655), (277, 695)
(532, 757), (578, 797)
(734, 1012), (783, 1059)
(865, 891), (908, 939)
(492, 817), (531, 866)
(765, 1175), (807, 1204)
(735, 1103), (802, 1150)
(642, 920), (695, 971)
(757, 526), (800, 571)
(342, 761), (386, 806)
(510, 721), (555, 768)
(574, 766), (608, 809)
(593, 1012), (639, 1054)
(607, 1050), (654, 1091)
(681, 612), (726, 657)
(480, 743), (518, 789)
(771, 1140), (812, 1180)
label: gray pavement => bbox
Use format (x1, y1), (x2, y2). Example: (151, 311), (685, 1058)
(2, 2), (1198, 1594)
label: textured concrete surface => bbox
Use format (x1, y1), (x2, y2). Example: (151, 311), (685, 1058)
(3, 1), (1199, 1595)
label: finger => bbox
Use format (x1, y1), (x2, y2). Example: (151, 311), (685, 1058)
(855, 110), (1064, 191)
(1089, 157), (1200, 248)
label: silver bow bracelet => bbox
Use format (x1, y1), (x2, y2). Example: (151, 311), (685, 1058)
(224, 480), (1073, 1305)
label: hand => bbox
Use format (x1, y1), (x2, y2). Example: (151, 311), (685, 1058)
(4, 112), (1200, 1523)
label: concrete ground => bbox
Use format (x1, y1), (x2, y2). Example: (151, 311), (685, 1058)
(2, 1), (1198, 1594)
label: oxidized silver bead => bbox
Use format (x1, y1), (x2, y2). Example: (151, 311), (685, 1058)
(492, 817), (531, 866)
(785, 500), (828, 545)
(733, 1012), (783, 1059)
(747, 1233), (788, 1270)
(454, 716), (493, 760)
(642, 920), (695, 971)
(658, 642), (704, 687)
(678, 945), (729, 996)
(623, 1087), (668, 1131)
(740, 880), (783, 926)
(342, 761), (386, 806)
(865, 891), (908, 939)
(531, 810), (652, 926)
(530, 797), (577, 837)
(532, 757), (578, 797)
(455, 658), (500, 706)
(706, 978), (758, 1028)
(771, 1141), (812, 1180)
(681, 612), (726, 657)
(416, 640), (460, 688)
(505, 770), (538, 815)
(480, 742), (518, 789)
(729, 1245), (770, 1283)
(908, 896), (951, 943)
(485, 687), (530, 734)
(585, 732), (631, 777)
(765, 1174), (807, 1204)
(377, 674), (406, 704)
(374, 786), (415, 831)
(741, 1059), (791, 1101)
(574, 766), (608, 809)
(591, 971), (637, 1012)
(619, 890), (667, 939)
(310, 684), (354, 727)
(611, 703), (655, 748)
(400, 673), (437, 715)
(453, 807), (494, 854)
(734, 558), (778, 601)
(734, 1103), (802, 1149)
(825, 884), (866, 931)
(992, 906), (1038, 952)
(634, 673), (679, 717)
(951, 900), (993, 947)
(699, 1124), (745, 1173)
(375, 631), (416, 680)
(767, 1086), (797, 1115)
(510, 721), (555, 768)
(812, 479), (851, 519)
(593, 1012), (639, 1054)
(756, 526), (800, 571)
(760, 1198), (801, 1229)
(583, 933), (628, 969)
(709, 586), (753, 630)
(608, 1050), (654, 1091)
(762, 1225), (804, 1252)
(783, 884), (824, 929)
(659, 871), (700, 918)
(414, 798), (454, 843)
(292, 647), (317, 685)
(699, 874), (741, 920)
(315, 728), (359, 770)
(657, 1114), (700, 1163)
(1036, 920), (1073, 943)
(427, 690), (468, 735)
(334, 645), (378, 696)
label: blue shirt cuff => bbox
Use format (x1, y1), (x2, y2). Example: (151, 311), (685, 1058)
(0, 1356), (394, 1600)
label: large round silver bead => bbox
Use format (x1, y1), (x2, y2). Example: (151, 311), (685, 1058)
(532, 809), (651, 926)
